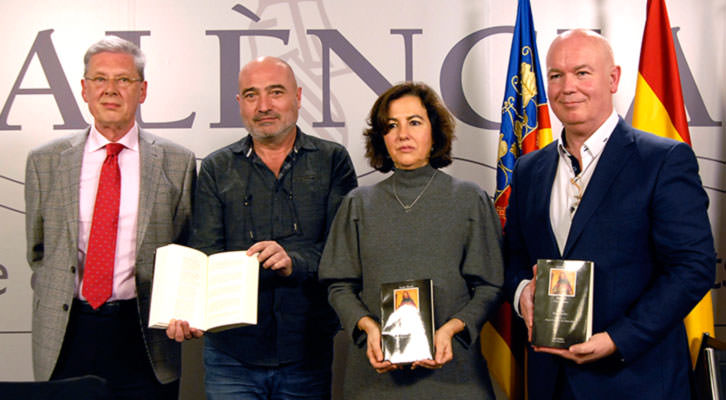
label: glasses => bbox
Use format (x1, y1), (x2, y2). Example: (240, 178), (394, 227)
(84, 76), (143, 88)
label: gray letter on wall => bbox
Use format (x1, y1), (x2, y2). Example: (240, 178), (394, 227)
(107, 30), (197, 129)
(440, 26), (513, 131)
(206, 30), (290, 128)
(0, 264), (7, 295)
(0, 29), (86, 131)
(306, 29), (420, 127)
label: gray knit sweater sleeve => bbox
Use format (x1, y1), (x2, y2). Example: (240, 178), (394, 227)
(450, 185), (504, 345)
(319, 190), (373, 343)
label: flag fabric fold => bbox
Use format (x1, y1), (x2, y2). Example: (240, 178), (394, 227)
(494, 0), (552, 227)
(632, 0), (715, 367)
(483, 0), (552, 398)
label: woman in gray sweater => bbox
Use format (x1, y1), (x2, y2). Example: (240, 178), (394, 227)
(319, 82), (503, 399)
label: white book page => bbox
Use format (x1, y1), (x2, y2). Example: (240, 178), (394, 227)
(204, 251), (259, 331)
(148, 244), (208, 329)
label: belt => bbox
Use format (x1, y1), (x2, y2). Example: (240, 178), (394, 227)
(72, 298), (137, 316)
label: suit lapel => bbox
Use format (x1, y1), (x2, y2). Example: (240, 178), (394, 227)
(563, 119), (635, 256)
(535, 144), (563, 257)
(60, 131), (89, 247)
(136, 130), (162, 254)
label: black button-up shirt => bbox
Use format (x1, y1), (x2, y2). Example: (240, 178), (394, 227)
(190, 128), (357, 366)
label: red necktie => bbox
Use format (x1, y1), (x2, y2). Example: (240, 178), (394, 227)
(82, 143), (124, 309)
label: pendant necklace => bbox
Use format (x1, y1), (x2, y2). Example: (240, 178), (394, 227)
(393, 169), (438, 213)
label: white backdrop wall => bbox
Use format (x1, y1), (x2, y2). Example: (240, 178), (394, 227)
(1, 0), (724, 391)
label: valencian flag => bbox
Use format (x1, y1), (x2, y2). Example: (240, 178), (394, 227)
(482, 0), (552, 398)
(632, 0), (715, 366)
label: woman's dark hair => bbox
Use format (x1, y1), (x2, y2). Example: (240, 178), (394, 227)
(363, 82), (455, 172)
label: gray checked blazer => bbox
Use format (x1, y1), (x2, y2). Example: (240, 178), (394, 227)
(24, 128), (196, 383)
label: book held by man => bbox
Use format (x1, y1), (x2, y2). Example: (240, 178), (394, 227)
(148, 244), (259, 332)
(532, 259), (594, 348)
(380, 279), (435, 364)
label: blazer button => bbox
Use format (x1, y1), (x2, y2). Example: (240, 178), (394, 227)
(62, 304), (69, 312)
(70, 266), (76, 273)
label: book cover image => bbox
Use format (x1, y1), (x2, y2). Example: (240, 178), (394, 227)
(532, 259), (594, 349)
(380, 279), (434, 364)
(395, 287), (420, 309)
(548, 269), (576, 297)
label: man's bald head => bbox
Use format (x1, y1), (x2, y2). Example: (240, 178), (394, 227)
(237, 56), (302, 144)
(546, 29), (621, 138)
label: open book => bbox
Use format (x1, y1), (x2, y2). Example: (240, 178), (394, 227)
(148, 244), (259, 332)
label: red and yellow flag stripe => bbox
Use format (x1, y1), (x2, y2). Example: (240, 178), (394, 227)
(632, 0), (714, 366)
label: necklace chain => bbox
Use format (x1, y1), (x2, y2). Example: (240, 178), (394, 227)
(393, 170), (438, 212)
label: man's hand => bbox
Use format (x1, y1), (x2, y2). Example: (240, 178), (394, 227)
(520, 264), (537, 342)
(166, 319), (204, 343)
(412, 318), (465, 370)
(534, 332), (617, 364)
(357, 316), (398, 373)
(248, 241), (292, 277)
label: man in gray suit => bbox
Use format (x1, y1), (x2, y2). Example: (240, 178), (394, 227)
(24, 36), (196, 399)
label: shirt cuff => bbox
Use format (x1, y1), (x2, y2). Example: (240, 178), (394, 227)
(513, 279), (531, 318)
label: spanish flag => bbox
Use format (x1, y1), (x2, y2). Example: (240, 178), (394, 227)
(485, 0), (552, 398)
(632, 0), (715, 366)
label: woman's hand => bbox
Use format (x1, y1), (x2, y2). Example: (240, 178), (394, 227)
(357, 316), (398, 373)
(412, 318), (465, 370)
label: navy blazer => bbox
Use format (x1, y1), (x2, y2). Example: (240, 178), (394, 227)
(504, 119), (714, 399)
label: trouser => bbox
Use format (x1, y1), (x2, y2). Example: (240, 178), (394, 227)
(51, 299), (179, 400)
(203, 339), (332, 400)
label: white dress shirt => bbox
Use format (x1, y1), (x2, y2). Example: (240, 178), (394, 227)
(513, 111), (619, 315)
(76, 123), (140, 301)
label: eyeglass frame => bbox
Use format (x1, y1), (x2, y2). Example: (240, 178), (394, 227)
(83, 75), (144, 88)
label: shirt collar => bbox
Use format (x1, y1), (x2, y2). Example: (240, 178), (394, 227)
(87, 122), (139, 153)
(557, 110), (618, 162)
(233, 126), (315, 158)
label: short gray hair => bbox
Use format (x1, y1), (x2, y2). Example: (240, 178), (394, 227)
(83, 36), (146, 80)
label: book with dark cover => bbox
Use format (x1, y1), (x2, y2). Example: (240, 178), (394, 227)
(380, 279), (435, 364)
(532, 259), (594, 348)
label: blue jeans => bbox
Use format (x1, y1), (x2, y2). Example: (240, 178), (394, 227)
(203, 340), (332, 400)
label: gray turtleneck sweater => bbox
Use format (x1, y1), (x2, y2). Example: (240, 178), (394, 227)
(319, 164), (503, 400)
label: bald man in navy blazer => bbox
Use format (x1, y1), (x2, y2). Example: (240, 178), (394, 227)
(504, 29), (714, 399)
